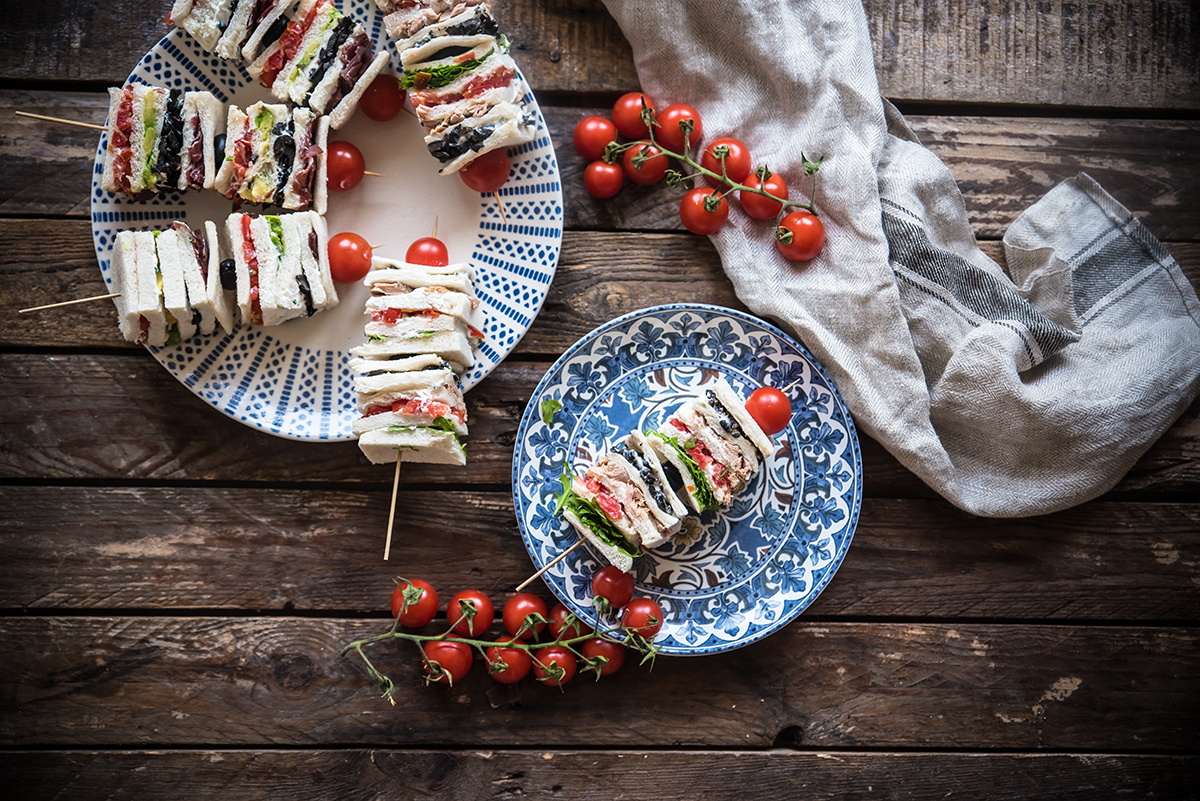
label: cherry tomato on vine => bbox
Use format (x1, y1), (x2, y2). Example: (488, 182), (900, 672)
(405, 236), (449, 267)
(655, 103), (703, 153)
(447, 589), (494, 637)
(328, 232), (373, 283)
(390, 578), (438, 627)
(740, 170), (789, 220)
(622, 597), (664, 640)
(485, 636), (532, 684)
(776, 210), (825, 262)
(423, 639), (472, 684)
(359, 73), (407, 122)
(591, 566), (635, 610)
(582, 638), (627, 676)
(573, 115), (619, 161)
(533, 645), (578, 686)
(700, 137), (752, 187)
(503, 593), (548, 640)
(459, 148), (511, 192)
(679, 187), (729, 236)
(622, 141), (668, 185)
(745, 387), (792, 436)
(327, 141), (366, 191)
(548, 603), (592, 640)
(584, 160), (624, 199)
(612, 91), (656, 139)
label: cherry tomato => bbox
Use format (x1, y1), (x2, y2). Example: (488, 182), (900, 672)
(503, 593), (548, 640)
(776, 210), (826, 262)
(582, 638), (627, 676)
(655, 103), (703, 153)
(622, 597), (664, 640)
(622, 141), (668, 185)
(584, 160), (624, 199)
(485, 636), (532, 684)
(447, 589), (494, 637)
(591, 566), (635, 610)
(359, 73), (406, 122)
(679, 187), (729, 236)
(423, 639), (472, 684)
(533, 645), (578, 687)
(612, 91), (656, 139)
(326, 141), (366, 191)
(405, 236), (449, 267)
(740, 170), (790, 220)
(459, 148), (511, 192)
(390, 578), (438, 627)
(573, 115), (618, 161)
(700, 137), (753, 187)
(328, 232), (373, 283)
(744, 387), (791, 436)
(547, 603), (592, 641)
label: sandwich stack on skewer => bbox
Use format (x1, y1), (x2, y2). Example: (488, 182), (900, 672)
(352, 256), (485, 466)
(557, 378), (776, 572)
(214, 101), (330, 213)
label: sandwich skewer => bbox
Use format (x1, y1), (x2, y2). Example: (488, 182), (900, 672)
(19, 293), (120, 314)
(14, 111), (105, 131)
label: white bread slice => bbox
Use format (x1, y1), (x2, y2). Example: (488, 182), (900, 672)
(101, 87), (131, 194)
(365, 288), (486, 333)
(282, 110), (322, 212)
(156, 226), (205, 339)
(378, 0), (488, 42)
(357, 425), (467, 466)
(177, 90), (225, 191)
(110, 231), (143, 342)
(706, 378), (775, 458)
(203, 220), (236, 335)
(127, 231), (168, 347)
(356, 327), (476, 369)
(246, 215), (284, 326)
(601, 450), (681, 548)
(214, 0), (256, 60)
(409, 52), (521, 125)
(213, 104), (248, 196)
(240, 0), (298, 63)
(364, 260), (477, 296)
(625, 430), (691, 520)
(292, 210), (337, 309)
(172, 0), (224, 53)
(130, 85), (168, 193)
(400, 34), (494, 72)
(325, 51), (389, 130)
(394, 4), (499, 55)
(348, 354), (450, 375)
(561, 508), (635, 574)
(643, 430), (714, 514)
(266, 215), (307, 323)
(364, 309), (465, 340)
(426, 98), (537, 175)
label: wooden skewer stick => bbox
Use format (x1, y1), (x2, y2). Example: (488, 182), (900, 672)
(516, 539), (586, 592)
(363, 171), (385, 177)
(432, 216), (439, 239)
(494, 192), (507, 225)
(383, 456), (402, 561)
(15, 110), (105, 131)
(19, 292), (120, 313)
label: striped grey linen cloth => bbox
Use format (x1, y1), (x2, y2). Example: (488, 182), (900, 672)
(601, 0), (1200, 516)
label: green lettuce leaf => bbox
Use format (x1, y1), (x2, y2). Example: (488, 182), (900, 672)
(647, 430), (719, 512)
(552, 473), (640, 559)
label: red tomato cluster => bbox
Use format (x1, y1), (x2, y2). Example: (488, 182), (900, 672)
(386, 574), (665, 688)
(573, 92), (825, 262)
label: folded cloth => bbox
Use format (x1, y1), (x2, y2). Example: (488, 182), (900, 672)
(600, 0), (1200, 516)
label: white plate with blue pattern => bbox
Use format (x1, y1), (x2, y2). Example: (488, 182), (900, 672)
(513, 304), (862, 656)
(90, 2), (562, 441)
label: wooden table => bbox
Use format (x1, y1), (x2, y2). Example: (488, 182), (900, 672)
(2, 1), (1198, 797)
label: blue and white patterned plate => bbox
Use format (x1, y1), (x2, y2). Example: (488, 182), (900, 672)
(513, 304), (862, 656)
(90, 2), (562, 441)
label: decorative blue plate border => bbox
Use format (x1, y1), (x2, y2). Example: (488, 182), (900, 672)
(89, 1), (562, 441)
(512, 304), (862, 656)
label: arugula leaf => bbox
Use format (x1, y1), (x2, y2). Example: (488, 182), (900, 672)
(648, 431), (719, 512)
(400, 46), (496, 90)
(540, 398), (562, 425)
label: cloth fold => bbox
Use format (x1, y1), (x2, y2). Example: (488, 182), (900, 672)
(600, 0), (1200, 516)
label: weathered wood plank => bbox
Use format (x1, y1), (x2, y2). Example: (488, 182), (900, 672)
(2, 750), (1195, 801)
(0, 617), (1194, 749)
(2, 488), (1198, 620)
(3, 1), (1197, 110)
(1, 352), (1197, 495)
(5, 91), (1199, 240)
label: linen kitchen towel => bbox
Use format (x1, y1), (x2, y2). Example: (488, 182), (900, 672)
(600, 0), (1200, 516)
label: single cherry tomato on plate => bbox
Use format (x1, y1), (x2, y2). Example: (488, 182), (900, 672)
(622, 141), (668, 185)
(582, 637), (627, 676)
(459, 148), (512, 192)
(700, 137), (753, 187)
(622, 597), (664, 640)
(390, 578), (438, 627)
(533, 645), (578, 687)
(740, 169), (789, 220)
(447, 589), (494, 637)
(326, 140), (366, 191)
(591, 566), (635, 610)
(503, 592), (548, 640)
(744, 387), (792, 435)
(405, 236), (449, 267)
(612, 91), (656, 139)
(359, 73), (407, 122)
(328, 232), (372, 283)
(584, 160), (624, 199)
(776, 210), (825, 262)
(655, 103), (703, 153)
(485, 636), (532, 684)
(423, 639), (472, 684)
(679, 187), (729, 236)
(547, 603), (593, 641)
(573, 115), (619, 161)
